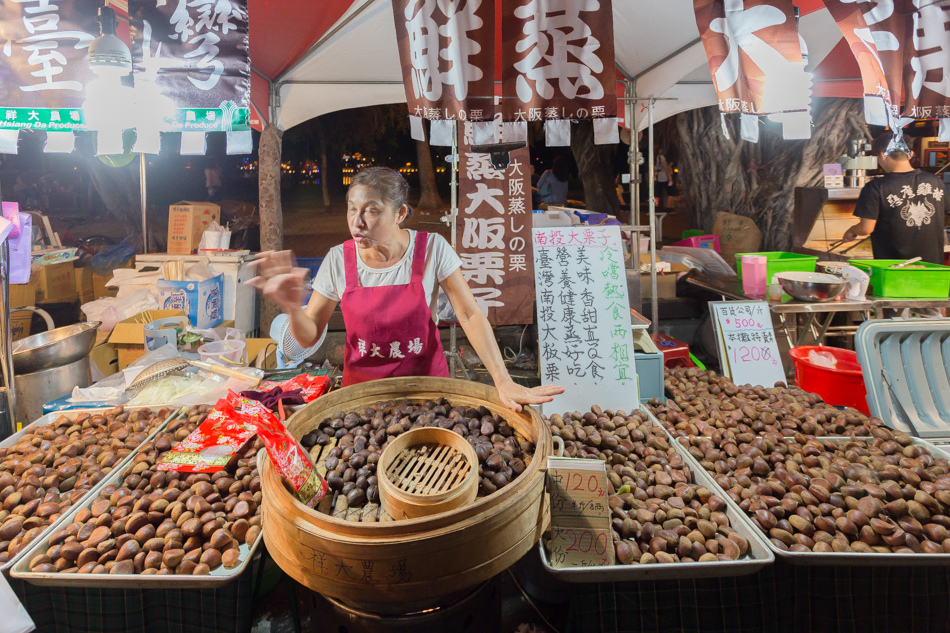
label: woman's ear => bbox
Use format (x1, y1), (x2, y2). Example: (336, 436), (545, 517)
(397, 204), (409, 224)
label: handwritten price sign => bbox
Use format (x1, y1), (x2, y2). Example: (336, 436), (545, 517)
(546, 457), (614, 568)
(710, 301), (785, 388)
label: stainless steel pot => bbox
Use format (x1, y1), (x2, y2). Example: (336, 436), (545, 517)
(15, 356), (92, 429)
(12, 322), (100, 375)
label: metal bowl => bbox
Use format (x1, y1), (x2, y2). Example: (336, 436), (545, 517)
(12, 321), (101, 375)
(775, 271), (847, 303)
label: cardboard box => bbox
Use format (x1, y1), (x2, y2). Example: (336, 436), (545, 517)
(75, 267), (94, 302)
(9, 282), (36, 308)
(640, 255), (689, 300)
(10, 309), (31, 340)
(157, 274), (224, 329)
(108, 309), (187, 370)
(167, 201), (220, 255)
(92, 272), (118, 299)
(246, 338), (278, 369)
(90, 341), (118, 377)
(34, 262), (77, 303)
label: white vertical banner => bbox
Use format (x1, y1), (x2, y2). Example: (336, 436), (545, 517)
(532, 225), (638, 415)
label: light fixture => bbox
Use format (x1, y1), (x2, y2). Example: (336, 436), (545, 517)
(84, 6), (134, 155)
(470, 141), (527, 170)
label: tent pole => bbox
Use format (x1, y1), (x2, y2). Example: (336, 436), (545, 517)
(449, 126), (458, 378)
(627, 80), (639, 223)
(140, 153), (148, 253)
(648, 98), (658, 335)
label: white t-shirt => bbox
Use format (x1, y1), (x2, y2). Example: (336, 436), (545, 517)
(311, 230), (461, 323)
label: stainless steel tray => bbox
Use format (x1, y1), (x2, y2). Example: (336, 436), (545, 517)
(1, 406), (179, 576)
(667, 430), (950, 567)
(11, 423), (264, 587)
(538, 405), (774, 581)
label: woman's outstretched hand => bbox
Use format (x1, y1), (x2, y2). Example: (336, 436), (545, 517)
(246, 250), (309, 313)
(495, 379), (564, 413)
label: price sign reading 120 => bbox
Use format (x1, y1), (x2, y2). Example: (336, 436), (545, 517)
(732, 344), (776, 366)
(564, 472), (606, 496)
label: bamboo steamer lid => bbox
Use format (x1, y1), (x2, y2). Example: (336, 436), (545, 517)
(378, 426), (479, 520)
(260, 377), (550, 605)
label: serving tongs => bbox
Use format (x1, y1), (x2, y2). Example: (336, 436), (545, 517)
(827, 235), (869, 255)
(127, 357), (259, 391)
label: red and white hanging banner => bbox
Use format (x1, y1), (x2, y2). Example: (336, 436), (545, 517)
(501, 0), (617, 122)
(902, 1), (950, 119)
(694, 0), (810, 116)
(392, 0), (495, 122)
(456, 122), (535, 326)
(821, 0), (893, 124)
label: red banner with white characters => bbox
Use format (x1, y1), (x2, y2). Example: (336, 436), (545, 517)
(456, 122), (535, 325)
(392, 0), (495, 122)
(501, 0), (617, 122)
(694, 0), (810, 116)
(902, 1), (950, 119)
(821, 0), (893, 119)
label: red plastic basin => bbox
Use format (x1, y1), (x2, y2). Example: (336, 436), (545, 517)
(788, 346), (868, 415)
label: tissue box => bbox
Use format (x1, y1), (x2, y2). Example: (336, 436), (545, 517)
(157, 274), (224, 329)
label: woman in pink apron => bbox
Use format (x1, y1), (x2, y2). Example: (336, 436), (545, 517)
(249, 167), (562, 412)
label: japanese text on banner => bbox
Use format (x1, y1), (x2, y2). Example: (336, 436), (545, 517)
(710, 301), (784, 387)
(457, 121), (535, 325)
(533, 225), (638, 414)
(502, 0), (617, 121)
(393, 0), (495, 122)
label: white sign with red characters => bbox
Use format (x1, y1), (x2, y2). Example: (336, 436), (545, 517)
(710, 301), (784, 387)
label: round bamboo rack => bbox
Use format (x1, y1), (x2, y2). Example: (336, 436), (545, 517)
(260, 377), (551, 606)
(377, 426), (479, 520)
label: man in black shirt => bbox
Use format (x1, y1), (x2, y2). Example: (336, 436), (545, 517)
(843, 132), (947, 264)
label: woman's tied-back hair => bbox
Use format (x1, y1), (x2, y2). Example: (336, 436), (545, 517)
(349, 166), (413, 222)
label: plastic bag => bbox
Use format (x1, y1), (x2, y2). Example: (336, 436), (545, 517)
(0, 572), (35, 633)
(8, 212), (32, 285)
(808, 350), (837, 369)
(90, 235), (137, 276)
(840, 266), (870, 301)
(82, 288), (159, 332)
(198, 222), (231, 251)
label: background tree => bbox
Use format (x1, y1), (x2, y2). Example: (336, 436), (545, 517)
(570, 120), (621, 217)
(676, 98), (868, 250)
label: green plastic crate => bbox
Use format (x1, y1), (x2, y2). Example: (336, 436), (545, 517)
(735, 251), (818, 282)
(681, 229), (706, 240)
(848, 259), (950, 298)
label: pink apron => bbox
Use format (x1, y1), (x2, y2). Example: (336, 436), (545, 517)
(340, 232), (450, 386)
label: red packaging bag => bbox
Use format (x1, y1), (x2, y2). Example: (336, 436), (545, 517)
(220, 392), (327, 508)
(156, 408), (257, 473)
(257, 374), (330, 403)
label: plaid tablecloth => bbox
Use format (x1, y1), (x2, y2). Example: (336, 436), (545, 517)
(567, 560), (950, 633)
(8, 559), (257, 633)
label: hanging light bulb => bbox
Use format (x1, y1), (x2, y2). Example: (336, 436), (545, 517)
(83, 6), (135, 155)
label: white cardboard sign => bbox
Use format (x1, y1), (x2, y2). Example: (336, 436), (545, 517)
(532, 226), (638, 414)
(710, 301), (785, 387)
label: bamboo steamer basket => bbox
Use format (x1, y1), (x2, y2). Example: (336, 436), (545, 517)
(260, 377), (551, 606)
(377, 426), (479, 520)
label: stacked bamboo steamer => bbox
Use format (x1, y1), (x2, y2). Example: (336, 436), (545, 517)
(260, 377), (551, 606)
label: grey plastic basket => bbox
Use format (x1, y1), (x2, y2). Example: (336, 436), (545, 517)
(855, 319), (950, 441)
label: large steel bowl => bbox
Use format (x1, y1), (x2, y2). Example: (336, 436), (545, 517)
(12, 321), (101, 375)
(775, 271), (847, 303)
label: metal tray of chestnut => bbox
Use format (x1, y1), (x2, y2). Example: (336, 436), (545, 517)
(0, 406), (178, 576)
(670, 424), (950, 566)
(538, 405), (773, 582)
(11, 405), (266, 587)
